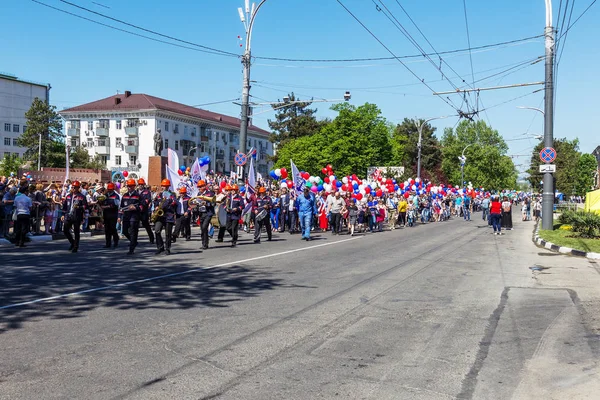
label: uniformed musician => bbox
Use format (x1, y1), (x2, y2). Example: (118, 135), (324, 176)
(153, 179), (177, 255)
(119, 179), (143, 255)
(195, 180), (215, 250)
(61, 180), (87, 253)
(226, 184), (244, 248)
(137, 178), (155, 244)
(215, 184), (230, 244)
(253, 186), (272, 243)
(173, 187), (192, 242)
(100, 182), (120, 248)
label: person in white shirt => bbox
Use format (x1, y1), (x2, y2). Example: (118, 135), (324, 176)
(14, 186), (33, 247)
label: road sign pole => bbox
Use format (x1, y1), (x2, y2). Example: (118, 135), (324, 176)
(542, 1), (555, 230)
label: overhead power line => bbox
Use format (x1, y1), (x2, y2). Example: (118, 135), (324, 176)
(334, 0), (461, 112)
(31, 0), (239, 57)
(57, 0), (239, 57)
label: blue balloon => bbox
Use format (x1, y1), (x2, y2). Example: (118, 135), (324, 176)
(317, 184), (324, 191)
(336, 181), (342, 188)
(394, 184), (399, 190)
(354, 189), (360, 194)
(367, 201), (373, 207)
(352, 183), (359, 190)
(269, 170), (278, 180)
(179, 165), (186, 172)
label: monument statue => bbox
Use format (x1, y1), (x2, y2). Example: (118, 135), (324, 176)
(153, 128), (163, 156)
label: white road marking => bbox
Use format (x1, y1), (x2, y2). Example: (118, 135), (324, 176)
(0, 237), (361, 311)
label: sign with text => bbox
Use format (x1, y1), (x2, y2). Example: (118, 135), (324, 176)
(539, 164), (556, 173)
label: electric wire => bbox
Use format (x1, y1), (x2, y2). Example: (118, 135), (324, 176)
(57, 0), (239, 57)
(192, 98), (240, 108)
(31, 0), (238, 57)
(334, 0), (461, 112)
(461, 0), (477, 112)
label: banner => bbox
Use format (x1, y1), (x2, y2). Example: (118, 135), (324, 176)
(167, 148), (179, 172)
(290, 159), (305, 195)
(167, 165), (194, 195)
(247, 156), (256, 196)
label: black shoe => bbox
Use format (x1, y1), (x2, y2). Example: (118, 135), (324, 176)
(71, 247), (78, 253)
(114, 241), (119, 248)
(215, 239), (223, 243)
(306, 237), (312, 241)
(149, 240), (155, 245)
(231, 242), (237, 248)
(68, 244), (74, 251)
(18, 243), (26, 247)
(165, 249), (171, 255)
(103, 244), (111, 248)
(202, 246), (208, 250)
(185, 238), (191, 241)
(171, 239), (176, 243)
(267, 238), (272, 241)
(155, 248), (165, 255)
(254, 240), (260, 243)
(127, 249), (134, 255)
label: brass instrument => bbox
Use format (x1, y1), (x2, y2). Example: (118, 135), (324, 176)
(96, 195), (107, 203)
(189, 194), (216, 206)
(151, 195), (170, 223)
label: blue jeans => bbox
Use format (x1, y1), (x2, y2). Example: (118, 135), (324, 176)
(482, 208), (489, 221)
(491, 213), (501, 232)
(463, 206), (471, 220)
(299, 211), (313, 238)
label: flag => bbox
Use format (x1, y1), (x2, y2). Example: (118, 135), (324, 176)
(257, 172), (263, 182)
(64, 145), (70, 184)
(246, 156), (256, 197)
(290, 159), (305, 195)
(167, 148), (179, 171)
(247, 147), (257, 159)
(165, 166), (181, 193)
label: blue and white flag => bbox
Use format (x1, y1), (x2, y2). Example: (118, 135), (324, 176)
(290, 159), (305, 195)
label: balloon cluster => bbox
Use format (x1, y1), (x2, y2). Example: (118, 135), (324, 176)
(269, 168), (288, 180)
(198, 156), (211, 167)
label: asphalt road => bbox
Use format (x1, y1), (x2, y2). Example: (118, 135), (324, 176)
(1, 215), (598, 399)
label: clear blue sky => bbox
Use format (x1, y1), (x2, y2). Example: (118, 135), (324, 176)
(2, 0), (599, 176)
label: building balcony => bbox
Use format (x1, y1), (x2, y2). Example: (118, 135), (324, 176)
(96, 146), (110, 155)
(96, 128), (109, 137)
(125, 126), (138, 136)
(216, 153), (225, 161)
(67, 128), (80, 137)
(125, 145), (138, 154)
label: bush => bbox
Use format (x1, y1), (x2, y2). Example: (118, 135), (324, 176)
(558, 209), (577, 225)
(570, 211), (600, 238)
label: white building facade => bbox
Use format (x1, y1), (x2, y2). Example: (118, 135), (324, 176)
(0, 73), (51, 159)
(59, 92), (273, 181)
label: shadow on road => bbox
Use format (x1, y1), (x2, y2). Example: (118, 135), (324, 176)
(0, 243), (286, 334)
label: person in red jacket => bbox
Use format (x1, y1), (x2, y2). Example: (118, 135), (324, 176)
(490, 195), (503, 235)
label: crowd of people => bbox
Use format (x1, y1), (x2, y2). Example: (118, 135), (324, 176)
(0, 173), (542, 254)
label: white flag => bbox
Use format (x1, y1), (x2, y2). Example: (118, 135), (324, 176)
(247, 156), (256, 196)
(167, 148), (179, 172)
(290, 159), (305, 195)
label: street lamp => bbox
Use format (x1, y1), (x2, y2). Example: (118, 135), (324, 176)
(250, 94), (351, 117)
(186, 146), (197, 166)
(459, 143), (474, 188)
(415, 116), (448, 180)
(238, 0), (268, 181)
(517, 106), (545, 115)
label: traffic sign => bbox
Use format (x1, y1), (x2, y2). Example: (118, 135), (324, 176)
(539, 164), (556, 173)
(234, 152), (247, 166)
(539, 147), (557, 163)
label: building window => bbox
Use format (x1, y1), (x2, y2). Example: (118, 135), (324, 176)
(115, 137), (122, 147)
(4, 123), (10, 131)
(191, 127), (196, 137)
(87, 121), (93, 130)
(115, 155), (121, 166)
(4, 138), (10, 146)
(23, 125), (27, 133)
(116, 120), (122, 129)
(87, 138), (93, 147)
(164, 121), (169, 132)
(175, 141), (179, 150)
(70, 139), (77, 147)
(129, 155), (137, 165)
(164, 139), (169, 149)
(12, 138), (18, 146)
(13, 124), (19, 133)
(99, 155), (108, 165)
(174, 124), (179, 134)
(98, 120), (109, 129)
(97, 138), (109, 147)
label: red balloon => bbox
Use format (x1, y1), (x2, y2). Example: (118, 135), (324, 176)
(123, 171), (129, 177)
(355, 193), (363, 201)
(177, 169), (183, 176)
(286, 180), (293, 188)
(301, 172), (310, 180)
(386, 178), (392, 185)
(365, 186), (371, 194)
(328, 170), (334, 176)
(352, 174), (358, 181)
(403, 192), (410, 199)
(220, 181), (227, 188)
(324, 177), (330, 184)
(327, 164), (333, 171)
(399, 182), (405, 189)
(376, 189), (383, 197)
(321, 167), (328, 175)
(280, 169), (288, 179)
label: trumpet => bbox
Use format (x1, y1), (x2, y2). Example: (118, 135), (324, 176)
(96, 195), (107, 203)
(190, 194), (216, 206)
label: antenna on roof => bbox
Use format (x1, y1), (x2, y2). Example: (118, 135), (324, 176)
(116, 90), (120, 95)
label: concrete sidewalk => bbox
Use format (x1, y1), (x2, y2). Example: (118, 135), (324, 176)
(492, 215), (600, 399)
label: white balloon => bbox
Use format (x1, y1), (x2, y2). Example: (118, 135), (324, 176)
(415, 177), (421, 183)
(275, 168), (281, 177)
(280, 182), (287, 189)
(330, 175), (336, 182)
(342, 177), (348, 184)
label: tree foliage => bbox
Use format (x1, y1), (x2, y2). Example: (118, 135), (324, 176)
(527, 138), (580, 194)
(69, 146), (106, 169)
(0, 154), (23, 177)
(267, 93), (328, 162)
(274, 103), (393, 177)
(575, 153), (597, 196)
(440, 120), (516, 190)
(391, 118), (444, 182)
(18, 98), (65, 168)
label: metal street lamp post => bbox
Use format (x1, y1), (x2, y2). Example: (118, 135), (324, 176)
(416, 116), (448, 181)
(238, 0), (267, 182)
(459, 143), (474, 188)
(186, 146), (197, 167)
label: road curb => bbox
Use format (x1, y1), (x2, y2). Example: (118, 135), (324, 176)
(532, 221), (600, 260)
(0, 231), (95, 247)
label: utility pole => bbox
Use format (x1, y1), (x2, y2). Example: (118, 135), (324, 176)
(238, 0), (267, 182)
(542, 0), (555, 230)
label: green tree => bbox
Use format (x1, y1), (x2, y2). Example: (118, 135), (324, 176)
(527, 138), (580, 194)
(575, 153), (597, 196)
(273, 102), (393, 177)
(70, 146), (106, 169)
(440, 120), (516, 190)
(0, 154), (23, 177)
(18, 98), (65, 168)
(391, 118), (444, 181)
(267, 93), (328, 162)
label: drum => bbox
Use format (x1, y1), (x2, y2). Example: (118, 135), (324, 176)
(256, 208), (268, 222)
